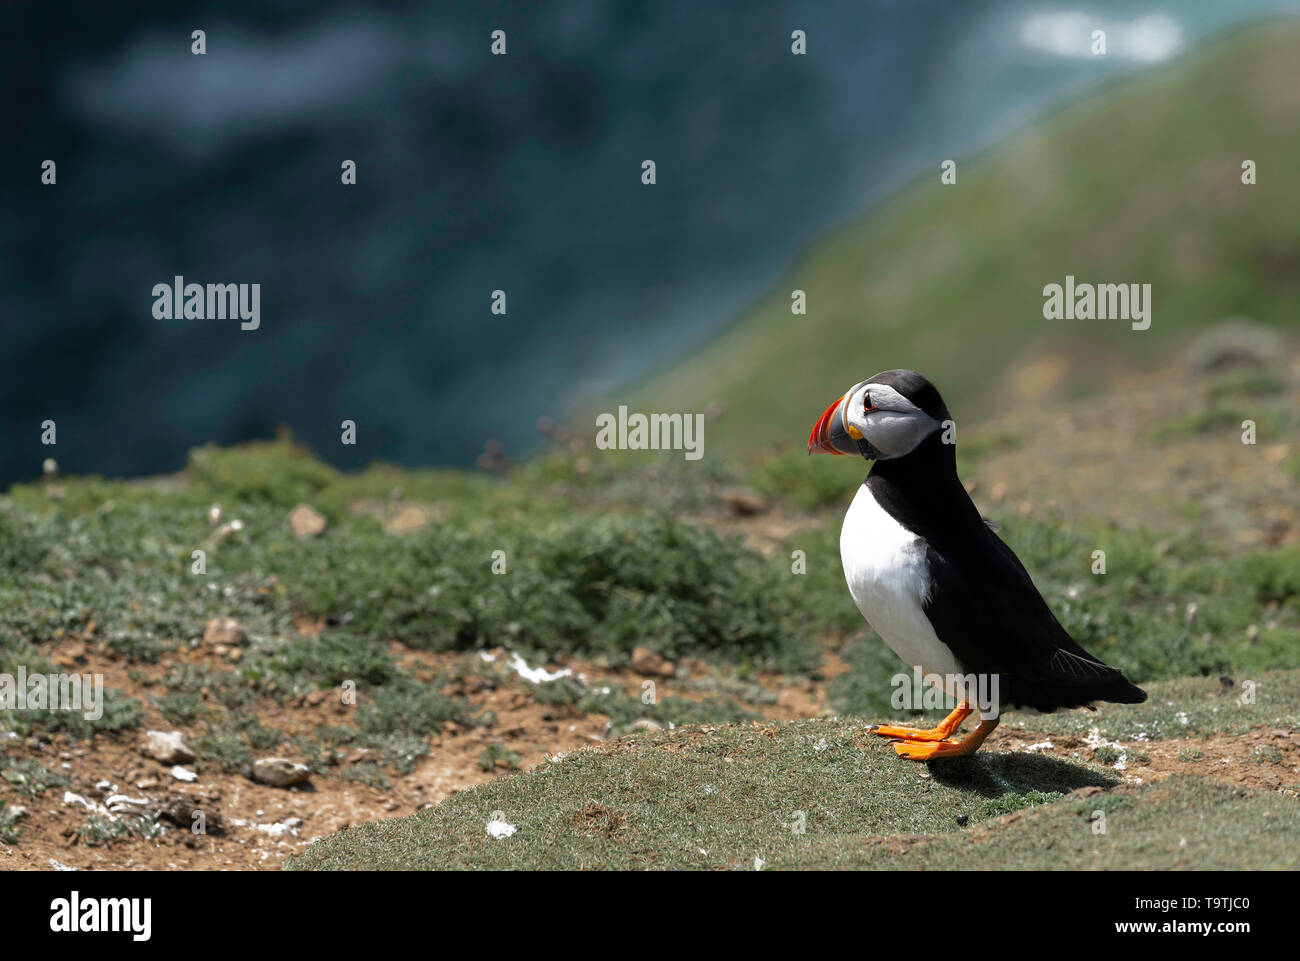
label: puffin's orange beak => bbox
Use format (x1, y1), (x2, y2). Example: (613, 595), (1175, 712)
(807, 392), (858, 456)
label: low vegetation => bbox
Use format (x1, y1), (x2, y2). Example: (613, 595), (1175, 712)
(2, 434), (1297, 762)
(287, 682), (1300, 870)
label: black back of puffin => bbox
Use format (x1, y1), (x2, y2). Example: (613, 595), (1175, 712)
(864, 395), (1147, 714)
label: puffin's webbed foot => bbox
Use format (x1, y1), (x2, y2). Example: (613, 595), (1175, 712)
(867, 704), (971, 742)
(891, 717), (1000, 761)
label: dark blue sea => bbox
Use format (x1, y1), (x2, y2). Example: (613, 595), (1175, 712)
(2, 0), (1296, 484)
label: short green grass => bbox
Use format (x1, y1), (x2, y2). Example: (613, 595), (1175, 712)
(286, 718), (1119, 870)
(1003, 670), (1300, 741)
(286, 710), (1299, 870)
(288, 671), (1300, 870)
(855, 775), (1299, 870)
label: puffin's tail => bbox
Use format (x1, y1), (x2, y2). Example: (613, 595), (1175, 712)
(1011, 672), (1148, 713)
(1095, 675), (1147, 704)
(1039, 647), (1148, 706)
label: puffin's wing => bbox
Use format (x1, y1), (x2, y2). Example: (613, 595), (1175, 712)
(920, 526), (1135, 691)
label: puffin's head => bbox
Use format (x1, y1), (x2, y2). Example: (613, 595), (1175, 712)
(807, 369), (952, 460)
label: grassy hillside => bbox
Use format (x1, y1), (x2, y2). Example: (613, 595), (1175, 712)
(3, 432), (1296, 736)
(621, 22), (1300, 453)
(2, 411), (1292, 869)
(287, 672), (1300, 871)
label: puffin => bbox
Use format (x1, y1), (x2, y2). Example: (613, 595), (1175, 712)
(808, 369), (1146, 760)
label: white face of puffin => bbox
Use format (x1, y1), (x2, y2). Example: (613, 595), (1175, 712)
(807, 381), (943, 460)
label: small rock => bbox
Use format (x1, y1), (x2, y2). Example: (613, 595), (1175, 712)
(721, 490), (768, 516)
(631, 646), (675, 678)
(1263, 443), (1290, 465)
(144, 730), (196, 765)
(203, 617), (245, 647)
(630, 719), (663, 731)
(289, 503), (327, 538)
(65, 791), (118, 819)
(1182, 318), (1283, 373)
(171, 766), (198, 782)
(159, 795), (225, 835)
(249, 758), (311, 788)
(388, 506), (428, 532)
(212, 519), (244, 542)
(58, 642), (87, 666)
(105, 794), (155, 818)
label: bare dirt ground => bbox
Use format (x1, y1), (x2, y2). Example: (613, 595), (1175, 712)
(0, 639), (835, 871)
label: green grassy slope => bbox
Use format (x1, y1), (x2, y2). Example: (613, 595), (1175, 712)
(1000, 670), (1300, 741)
(287, 671), (1300, 871)
(4, 441), (1297, 741)
(621, 23), (1300, 453)
(287, 718), (1116, 871)
(858, 775), (1299, 871)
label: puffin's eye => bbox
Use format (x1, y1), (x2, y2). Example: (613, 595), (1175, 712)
(863, 392), (876, 413)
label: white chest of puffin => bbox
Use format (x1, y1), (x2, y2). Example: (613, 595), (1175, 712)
(839, 480), (963, 683)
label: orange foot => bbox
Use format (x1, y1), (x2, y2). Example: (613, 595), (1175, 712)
(892, 718), (1000, 761)
(868, 703), (971, 742)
